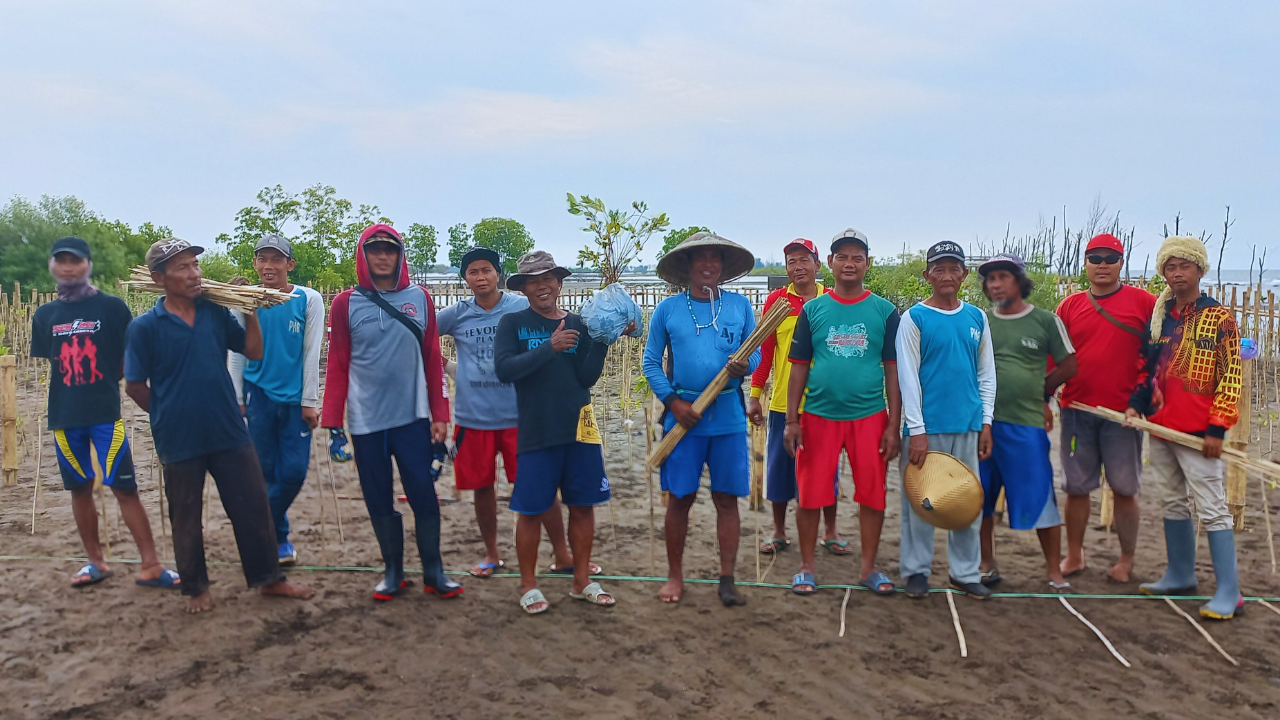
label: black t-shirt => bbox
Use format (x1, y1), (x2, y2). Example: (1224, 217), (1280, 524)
(30, 292), (133, 430)
(493, 309), (608, 454)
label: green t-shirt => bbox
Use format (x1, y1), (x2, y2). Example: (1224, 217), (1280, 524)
(788, 291), (900, 421)
(987, 305), (1074, 427)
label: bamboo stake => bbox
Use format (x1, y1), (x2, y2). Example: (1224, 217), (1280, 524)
(313, 442), (330, 568)
(645, 402), (657, 576)
(324, 452), (345, 543)
(647, 300), (792, 469)
(839, 587), (851, 638)
(946, 591), (968, 658)
(1258, 599), (1280, 618)
(1, 355), (18, 486)
(30, 376), (43, 534)
(1059, 597), (1130, 667)
(1262, 475), (1277, 575)
(1162, 597), (1237, 666)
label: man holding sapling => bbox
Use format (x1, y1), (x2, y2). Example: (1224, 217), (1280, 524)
(783, 229), (901, 596)
(643, 232), (759, 607)
(1055, 233), (1155, 582)
(1130, 235), (1244, 620)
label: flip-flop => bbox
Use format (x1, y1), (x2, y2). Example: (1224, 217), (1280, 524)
(791, 572), (817, 595)
(547, 562), (603, 576)
(569, 581), (616, 607)
(759, 538), (790, 555)
(821, 539), (854, 556)
(71, 564), (113, 588)
(859, 571), (895, 596)
(980, 568), (1003, 587)
(469, 560), (505, 578)
(1048, 580), (1072, 592)
(135, 568), (181, 589)
(521, 588), (550, 615)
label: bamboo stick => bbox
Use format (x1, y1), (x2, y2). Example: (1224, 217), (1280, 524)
(1059, 597), (1130, 667)
(647, 300), (793, 469)
(645, 401), (657, 576)
(1, 355), (18, 486)
(1162, 597), (1238, 666)
(1260, 474), (1276, 575)
(839, 587), (851, 638)
(946, 591), (968, 658)
(31, 373), (43, 534)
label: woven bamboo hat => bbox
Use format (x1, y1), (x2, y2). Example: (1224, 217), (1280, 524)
(903, 452), (984, 530)
(656, 232), (755, 287)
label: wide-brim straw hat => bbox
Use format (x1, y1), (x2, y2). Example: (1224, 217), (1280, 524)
(903, 451), (984, 530)
(655, 231), (756, 287)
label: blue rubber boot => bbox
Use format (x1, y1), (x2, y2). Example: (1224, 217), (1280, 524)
(1200, 528), (1243, 620)
(370, 513), (406, 601)
(1139, 518), (1198, 595)
(417, 514), (463, 599)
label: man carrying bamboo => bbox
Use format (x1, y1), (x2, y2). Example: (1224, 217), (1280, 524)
(783, 230), (901, 596)
(32, 236), (177, 590)
(896, 241), (996, 600)
(747, 238), (852, 558)
(1056, 233), (1155, 582)
(125, 238), (313, 613)
(1129, 235), (1244, 620)
(227, 235), (325, 567)
(643, 232), (759, 606)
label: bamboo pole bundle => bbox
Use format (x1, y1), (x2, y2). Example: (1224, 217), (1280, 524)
(121, 266), (293, 312)
(1, 355), (17, 486)
(646, 299), (793, 469)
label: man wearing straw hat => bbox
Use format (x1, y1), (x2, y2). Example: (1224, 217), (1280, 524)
(1128, 235), (1244, 620)
(125, 238), (313, 613)
(495, 251), (629, 615)
(643, 231), (759, 606)
(896, 240), (996, 600)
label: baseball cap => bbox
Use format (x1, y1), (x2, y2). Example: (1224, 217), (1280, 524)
(254, 234), (293, 259)
(927, 241), (966, 264)
(50, 236), (91, 260)
(360, 223), (403, 248)
(978, 253), (1026, 276)
(1085, 233), (1124, 255)
(830, 228), (870, 254)
(459, 246), (502, 277)
(145, 237), (205, 271)
(782, 238), (819, 258)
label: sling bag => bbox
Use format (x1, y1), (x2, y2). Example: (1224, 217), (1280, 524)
(1085, 290), (1144, 338)
(355, 286), (424, 346)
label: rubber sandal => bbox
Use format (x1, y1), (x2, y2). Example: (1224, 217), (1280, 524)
(980, 568), (1002, 587)
(905, 574), (929, 599)
(1048, 580), (1072, 592)
(759, 538), (790, 555)
(791, 572), (817, 595)
(469, 560), (505, 578)
(548, 562), (603, 576)
(71, 564), (113, 588)
(1062, 565), (1089, 578)
(859, 571), (895, 596)
(949, 576), (993, 600)
(568, 581), (616, 607)
(135, 568), (181, 589)
(821, 539), (854, 556)
(521, 588), (550, 615)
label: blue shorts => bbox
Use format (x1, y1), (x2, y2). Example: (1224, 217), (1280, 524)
(54, 420), (137, 492)
(660, 432), (749, 499)
(510, 442), (610, 515)
(980, 421), (1060, 530)
(765, 411), (838, 504)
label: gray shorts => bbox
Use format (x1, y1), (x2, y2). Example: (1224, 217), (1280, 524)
(1058, 408), (1143, 497)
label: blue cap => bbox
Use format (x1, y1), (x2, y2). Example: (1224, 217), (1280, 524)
(50, 236), (91, 260)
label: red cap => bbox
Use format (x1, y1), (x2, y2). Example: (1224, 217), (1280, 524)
(1085, 233), (1124, 254)
(783, 238), (819, 257)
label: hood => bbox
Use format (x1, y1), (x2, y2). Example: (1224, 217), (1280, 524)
(355, 223), (411, 292)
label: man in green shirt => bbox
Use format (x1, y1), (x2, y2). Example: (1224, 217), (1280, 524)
(783, 231), (901, 596)
(977, 254), (1077, 589)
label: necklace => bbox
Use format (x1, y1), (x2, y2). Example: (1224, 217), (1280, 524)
(685, 289), (721, 335)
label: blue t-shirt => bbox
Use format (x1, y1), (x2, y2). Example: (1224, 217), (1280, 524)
(125, 297), (251, 463)
(642, 291), (760, 437)
(243, 285), (324, 406)
(436, 292), (528, 430)
(896, 301), (996, 436)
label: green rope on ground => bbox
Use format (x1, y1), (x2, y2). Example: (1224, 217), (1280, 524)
(5, 555), (1279, 602)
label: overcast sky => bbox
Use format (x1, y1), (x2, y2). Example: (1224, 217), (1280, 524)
(2, 1), (1276, 271)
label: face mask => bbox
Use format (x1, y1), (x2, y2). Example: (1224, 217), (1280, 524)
(50, 258), (99, 303)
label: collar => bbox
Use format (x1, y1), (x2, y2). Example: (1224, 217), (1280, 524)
(828, 289), (871, 305)
(993, 304), (1035, 319)
(154, 295), (209, 322)
(1165, 292), (1217, 317)
(785, 282), (824, 299)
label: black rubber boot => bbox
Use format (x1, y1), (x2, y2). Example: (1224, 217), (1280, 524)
(417, 513), (463, 599)
(370, 513), (406, 601)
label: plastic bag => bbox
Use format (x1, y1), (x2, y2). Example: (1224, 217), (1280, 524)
(580, 282), (645, 344)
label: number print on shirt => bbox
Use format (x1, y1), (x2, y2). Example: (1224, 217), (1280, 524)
(825, 323), (868, 358)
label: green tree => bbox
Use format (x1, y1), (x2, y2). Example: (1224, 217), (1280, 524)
(659, 225), (709, 259)
(567, 194), (670, 286)
(402, 222), (439, 271)
(471, 218), (534, 274)
(446, 223), (471, 269)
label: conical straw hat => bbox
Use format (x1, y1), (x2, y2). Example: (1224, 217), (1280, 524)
(903, 451), (984, 530)
(655, 231), (756, 287)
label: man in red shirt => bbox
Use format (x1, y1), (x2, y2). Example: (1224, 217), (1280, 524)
(1055, 233), (1155, 582)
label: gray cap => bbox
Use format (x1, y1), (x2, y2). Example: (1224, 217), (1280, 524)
(978, 252), (1027, 276)
(254, 234), (292, 259)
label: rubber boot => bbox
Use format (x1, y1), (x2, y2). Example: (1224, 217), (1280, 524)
(370, 513), (406, 601)
(1139, 518), (1198, 596)
(417, 513), (463, 599)
(1200, 528), (1243, 620)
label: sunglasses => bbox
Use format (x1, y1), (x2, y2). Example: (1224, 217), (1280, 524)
(1085, 254), (1122, 265)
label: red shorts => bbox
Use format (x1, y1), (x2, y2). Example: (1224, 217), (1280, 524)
(453, 426), (518, 490)
(794, 410), (889, 511)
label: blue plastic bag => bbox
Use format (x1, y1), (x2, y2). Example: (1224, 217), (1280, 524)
(580, 283), (644, 344)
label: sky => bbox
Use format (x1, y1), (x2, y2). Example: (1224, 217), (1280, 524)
(2, 1), (1277, 272)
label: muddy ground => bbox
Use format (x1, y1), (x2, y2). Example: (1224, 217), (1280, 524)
(3, 373), (1280, 720)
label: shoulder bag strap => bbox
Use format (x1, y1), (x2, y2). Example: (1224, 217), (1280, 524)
(1085, 291), (1144, 338)
(355, 286), (425, 346)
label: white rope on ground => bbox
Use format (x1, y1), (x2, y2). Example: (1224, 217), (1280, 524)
(1162, 597), (1238, 666)
(1260, 475), (1276, 575)
(1258, 599), (1280, 618)
(839, 587), (851, 638)
(946, 591), (968, 658)
(1059, 596), (1130, 667)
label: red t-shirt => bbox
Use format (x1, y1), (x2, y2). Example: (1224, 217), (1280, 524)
(1056, 285), (1156, 412)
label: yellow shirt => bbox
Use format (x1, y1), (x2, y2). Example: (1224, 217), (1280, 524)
(749, 282), (826, 414)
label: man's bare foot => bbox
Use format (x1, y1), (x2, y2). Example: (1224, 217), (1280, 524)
(1106, 559), (1134, 583)
(137, 562), (163, 583)
(659, 579), (683, 603)
(260, 581), (315, 600)
(185, 591), (213, 614)
(1048, 570), (1067, 586)
(1060, 557), (1088, 577)
(71, 562), (112, 586)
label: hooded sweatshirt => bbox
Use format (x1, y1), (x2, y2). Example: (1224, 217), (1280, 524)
(321, 224), (449, 435)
